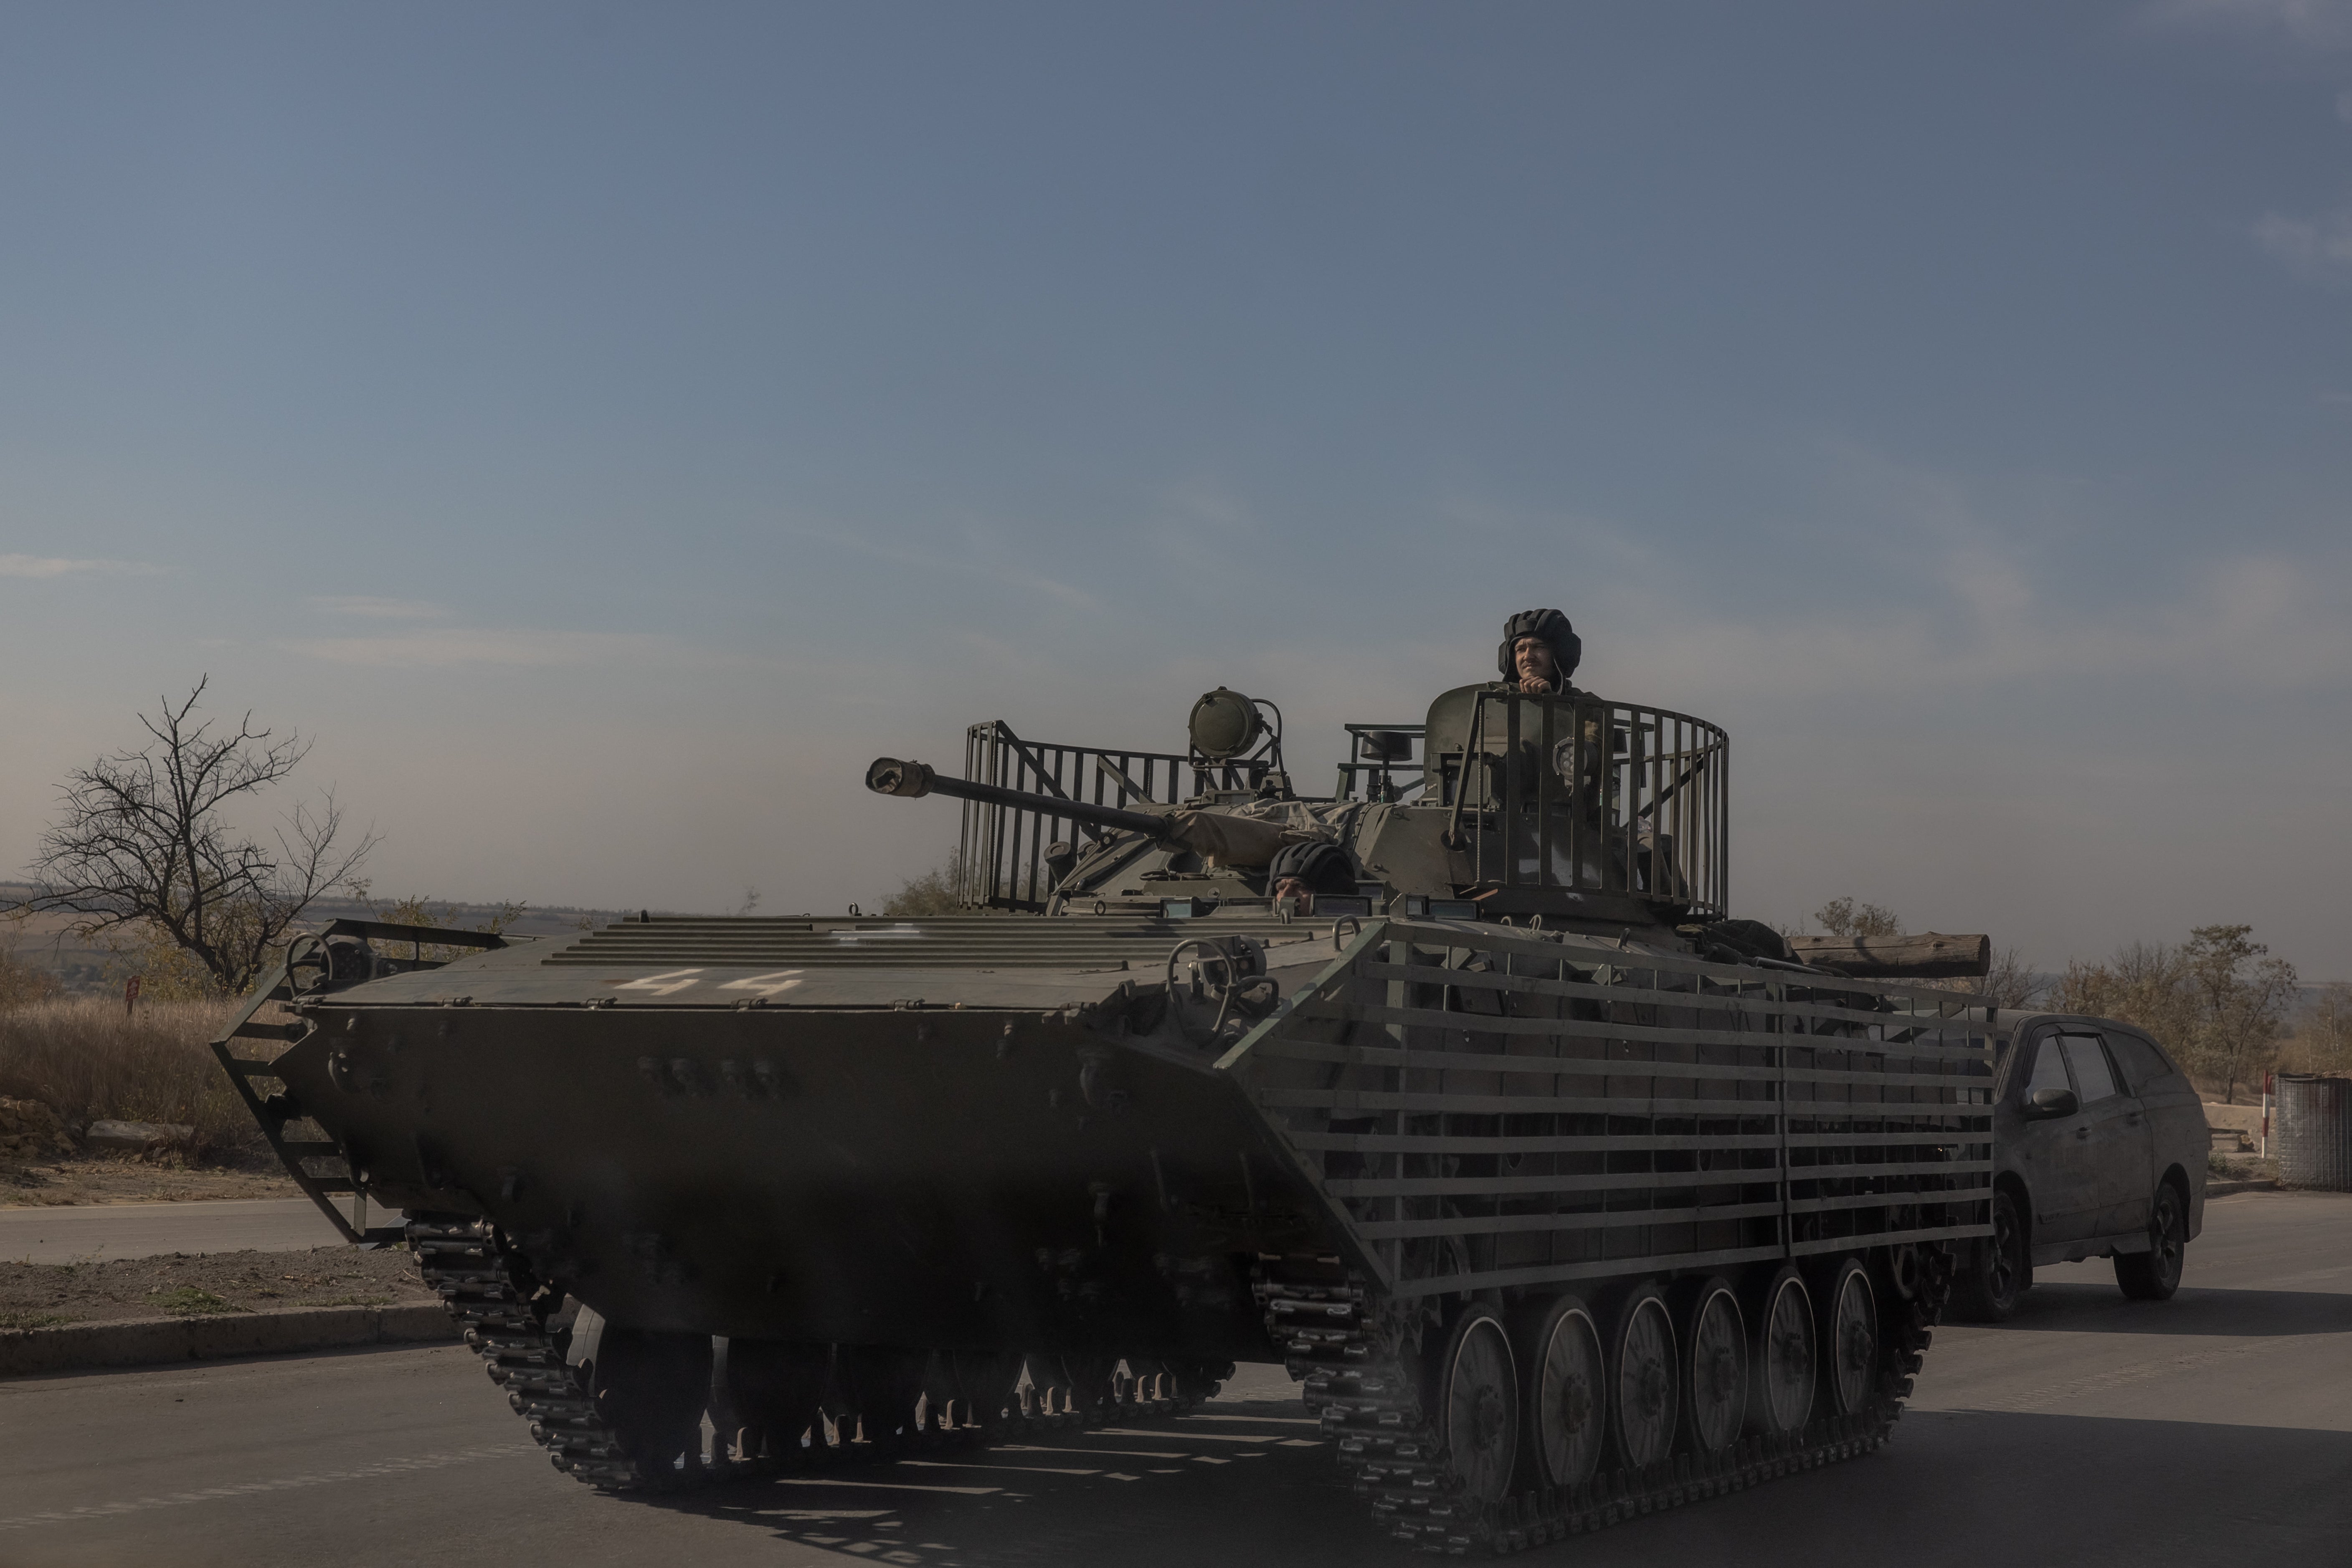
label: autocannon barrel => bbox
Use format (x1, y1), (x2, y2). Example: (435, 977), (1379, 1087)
(864, 757), (1175, 839)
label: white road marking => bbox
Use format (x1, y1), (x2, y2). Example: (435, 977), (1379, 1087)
(768, 1477), (1002, 1497)
(898, 1460), (1102, 1477)
(998, 1444), (1189, 1459)
(0, 1443), (535, 1532)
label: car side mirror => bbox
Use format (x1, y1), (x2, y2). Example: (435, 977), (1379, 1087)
(2025, 1086), (2079, 1120)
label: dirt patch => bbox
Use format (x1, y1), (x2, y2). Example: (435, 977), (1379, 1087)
(2210, 1150), (2279, 1185)
(0, 1244), (437, 1328)
(0, 1154), (301, 1208)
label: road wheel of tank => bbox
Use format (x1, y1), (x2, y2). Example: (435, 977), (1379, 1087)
(1885, 1244), (1922, 1302)
(1524, 1294), (1606, 1489)
(1748, 1265), (1815, 1435)
(1678, 1277), (1747, 1456)
(1819, 1258), (1878, 1419)
(1610, 1282), (1678, 1468)
(715, 1338), (828, 1463)
(1435, 1305), (1520, 1508)
(2116, 1180), (2188, 1302)
(834, 1347), (928, 1447)
(588, 1326), (715, 1477)
(1951, 1190), (2028, 1322)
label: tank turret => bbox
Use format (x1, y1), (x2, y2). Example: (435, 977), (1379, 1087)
(869, 682), (1736, 933)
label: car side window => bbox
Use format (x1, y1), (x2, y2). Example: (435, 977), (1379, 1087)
(2058, 1034), (2121, 1103)
(2105, 1031), (2172, 1092)
(2023, 1038), (2073, 1101)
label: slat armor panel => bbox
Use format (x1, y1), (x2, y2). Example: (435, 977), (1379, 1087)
(1225, 920), (1997, 1301)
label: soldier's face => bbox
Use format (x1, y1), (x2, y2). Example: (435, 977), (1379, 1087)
(1513, 637), (1554, 687)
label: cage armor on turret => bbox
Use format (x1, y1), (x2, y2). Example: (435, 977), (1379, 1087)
(214, 673), (2000, 1552)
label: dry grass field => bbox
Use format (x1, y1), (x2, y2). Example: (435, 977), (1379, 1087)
(0, 998), (269, 1159)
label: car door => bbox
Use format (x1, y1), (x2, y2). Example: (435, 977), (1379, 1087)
(2054, 1031), (2153, 1239)
(2106, 1026), (2204, 1221)
(2012, 1030), (2101, 1244)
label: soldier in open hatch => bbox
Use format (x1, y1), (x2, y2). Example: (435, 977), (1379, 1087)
(1497, 608), (1612, 816)
(1498, 606), (1584, 695)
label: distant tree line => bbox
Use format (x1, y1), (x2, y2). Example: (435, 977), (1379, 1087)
(1805, 897), (2333, 1106)
(11, 678), (376, 998)
(2056, 926), (2312, 1104)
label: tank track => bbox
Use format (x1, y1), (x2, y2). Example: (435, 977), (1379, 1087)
(407, 1215), (1222, 1491)
(1256, 1245), (1954, 1555)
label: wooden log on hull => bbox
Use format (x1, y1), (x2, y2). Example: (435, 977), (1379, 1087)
(1788, 932), (1991, 978)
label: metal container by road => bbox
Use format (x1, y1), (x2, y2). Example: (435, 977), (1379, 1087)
(2274, 1074), (2352, 1191)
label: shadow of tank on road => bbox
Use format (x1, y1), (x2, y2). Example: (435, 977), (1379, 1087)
(625, 1393), (1358, 1568)
(568, 1405), (2352, 1568)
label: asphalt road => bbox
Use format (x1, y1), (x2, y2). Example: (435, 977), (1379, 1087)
(0, 1199), (344, 1264)
(1, 1190), (2344, 1568)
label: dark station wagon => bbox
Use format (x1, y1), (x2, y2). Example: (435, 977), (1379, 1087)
(1952, 1012), (2209, 1320)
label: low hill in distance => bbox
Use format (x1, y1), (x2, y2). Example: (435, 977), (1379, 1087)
(0, 884), (645, 997)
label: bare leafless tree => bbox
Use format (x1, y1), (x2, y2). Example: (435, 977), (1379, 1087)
(1812, 897), (1903, 941)
(2058, 927), (2297, 1103)
(2183, 924), (2298, 1105)
(2285, 983), (2352, 1076)
(16, 678), (378, 996)
(1976, 945), (2045, 1011)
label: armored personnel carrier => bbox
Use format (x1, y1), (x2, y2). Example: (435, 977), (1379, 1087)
(213, 676), (1997, 1553)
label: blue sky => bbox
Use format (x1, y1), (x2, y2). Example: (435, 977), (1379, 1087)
(4, 0), (2349, 973)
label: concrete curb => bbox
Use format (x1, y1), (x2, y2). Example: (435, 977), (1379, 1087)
(0, 1302), (456, 1379)
(2207, 1178), (2281, 1198)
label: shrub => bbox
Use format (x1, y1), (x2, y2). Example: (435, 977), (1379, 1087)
(881, 857), (964, 917)
(2058, 927), (2297, 1104)
(0, 942), (61, 1008)
(0, 997), (268, 1160)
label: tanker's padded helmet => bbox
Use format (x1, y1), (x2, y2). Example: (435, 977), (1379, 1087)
(1267, 840), (1358, 896)
(1498, 608), (1582, 684)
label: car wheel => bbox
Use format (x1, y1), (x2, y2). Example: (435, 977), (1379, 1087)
(2116, 1180), (2187, 1301)
(1952, 1190), (2028, 1322)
